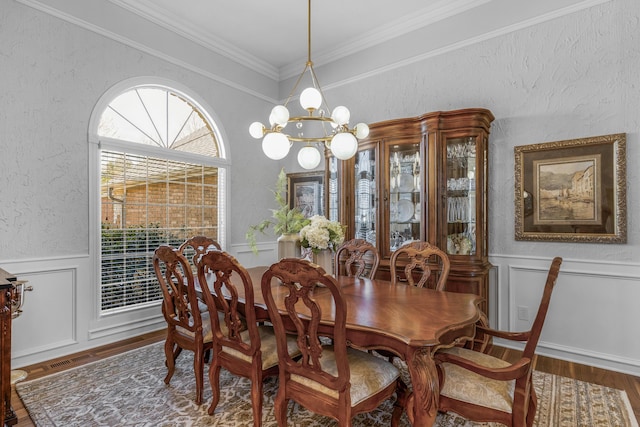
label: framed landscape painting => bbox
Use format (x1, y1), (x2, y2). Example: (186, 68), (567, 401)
(287, 172), (324, 219)
(514, 133), (626, 243)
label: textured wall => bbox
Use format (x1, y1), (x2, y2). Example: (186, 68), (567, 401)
(318, 0), (639, 262)
(313, 0), (640, 373)
(0, 0), (278, 260)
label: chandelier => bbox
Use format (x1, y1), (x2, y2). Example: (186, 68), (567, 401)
(249, 0), (369, 170)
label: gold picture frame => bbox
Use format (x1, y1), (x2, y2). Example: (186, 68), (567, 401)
(514, 133), (626, 243)
(287, 172), (324, 219)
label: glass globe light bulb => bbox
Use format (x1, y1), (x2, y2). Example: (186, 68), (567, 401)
(331, 106), (350, 125)
(300, 87), (322, 111)
(271, 105), (289, 127)
(297, 146), (322, 170)
(249, 122), (264, 139)
(330, 132), (358, 160)
(262, 132), (290, 160)
(355, 123), (370, 139)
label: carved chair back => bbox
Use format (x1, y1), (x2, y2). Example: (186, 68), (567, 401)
(390, 241), (450, 290)
(334, 238), (380, 279)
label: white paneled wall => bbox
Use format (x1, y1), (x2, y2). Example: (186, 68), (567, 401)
(490, 255), (640, 376)
(2, 255), (165, 368)
(11, 266), (77, 357)
(4, 243), (272, 368)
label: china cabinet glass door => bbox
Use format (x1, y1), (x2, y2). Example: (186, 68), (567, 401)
(327, 156), (340, 222)
(445, 136), (477, 256)
(389, 143), (421, 253)
(353, 149), (377, 245)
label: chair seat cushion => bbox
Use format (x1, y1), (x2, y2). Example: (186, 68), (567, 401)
(222, 325), (300, 369)
(291, 347), (400, 406)
(438, 346), (514, 412)
(175, 311), (225, 343)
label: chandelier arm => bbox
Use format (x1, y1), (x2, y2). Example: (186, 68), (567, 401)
(308, 64), (333, 115)
(284, 62), (311, 107)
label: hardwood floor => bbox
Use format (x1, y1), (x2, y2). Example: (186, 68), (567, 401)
(10, 331), (640, 426)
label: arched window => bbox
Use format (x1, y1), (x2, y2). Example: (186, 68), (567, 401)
(93, 80), (228, 313)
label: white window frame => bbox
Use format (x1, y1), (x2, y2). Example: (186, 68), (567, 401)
(88, 77), (230, 317)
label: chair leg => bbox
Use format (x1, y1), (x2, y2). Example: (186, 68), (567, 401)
(338, 408), (353, 427)
(391, 378), (409, 427)
(526, 388), (538, 427)
(164, 340), (176, 384)
(250, 367), (264, 427)
(274, 388), (288, 427)
(193, 348), (204, 405)
(208, 364), (222, 415)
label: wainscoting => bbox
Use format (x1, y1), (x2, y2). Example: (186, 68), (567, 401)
(1, 254), (165, 368)
(489, 254), (640, 377)
(3, 249), (638, 378)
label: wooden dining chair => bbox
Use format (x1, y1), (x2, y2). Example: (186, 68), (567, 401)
(179, 235), (221, 271)
(152, 245), (213, 405)
(435, 257), (563, 427)
(390, 241), (450, 290)
(197, 251), (300, 427)
(179, 236), (221, 312)
(261, 258), (407, 427)
(334, 238), (380, 279)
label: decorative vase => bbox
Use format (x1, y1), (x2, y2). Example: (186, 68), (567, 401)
(277, 233), (301, 260)
(313, 249), (334, 275)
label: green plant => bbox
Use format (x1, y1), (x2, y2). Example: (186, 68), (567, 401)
(246, 168), (310, 254)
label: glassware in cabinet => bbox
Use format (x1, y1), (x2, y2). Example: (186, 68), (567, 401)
(327, 156), (340, 222)
(354, 149), (377, 245)
(445, 136), (477, 256)
(389, 143), (421, 252)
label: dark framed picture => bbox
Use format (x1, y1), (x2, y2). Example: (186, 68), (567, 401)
(514, 133), (626, 243)
(287, 172), (324, 219)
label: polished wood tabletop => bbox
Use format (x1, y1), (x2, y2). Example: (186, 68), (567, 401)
(243, 265), (483, 426)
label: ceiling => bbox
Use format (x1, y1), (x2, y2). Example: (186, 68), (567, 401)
(22, 0), (600, 83)
(113, 0), (459, 71)
(108, 0), (599, 80)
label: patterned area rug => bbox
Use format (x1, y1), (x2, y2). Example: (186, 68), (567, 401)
(16, 341), (638, 426)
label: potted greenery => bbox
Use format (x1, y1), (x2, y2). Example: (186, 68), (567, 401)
(246, 168), (310, 257)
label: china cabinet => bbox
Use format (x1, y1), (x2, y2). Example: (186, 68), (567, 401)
(326, 108), (494, 313)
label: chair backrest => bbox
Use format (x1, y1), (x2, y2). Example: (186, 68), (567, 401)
(196, 250), (259, 356)
(334, 238), (380, 279)
(179, 236), (221, 271)
(261, 258), (349, 394)
(522, 257), (563, 359)
(153, 245), (203, 333)
(390, 241), (450, 290)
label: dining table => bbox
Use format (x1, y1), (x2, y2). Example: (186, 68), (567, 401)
(227, 265), (483, 427)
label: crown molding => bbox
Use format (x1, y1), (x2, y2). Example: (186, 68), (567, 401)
(318, 0), (611, 92)
(15, 0), (279, 104)
(15, 0), (611, 102)
(108, 0), (280, 81)
(280, 0), (490, 79)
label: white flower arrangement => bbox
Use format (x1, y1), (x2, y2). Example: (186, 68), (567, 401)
(299, 215), (345, 253)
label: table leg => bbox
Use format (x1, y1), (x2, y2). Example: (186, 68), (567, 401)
(405, 347), (439, 426)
